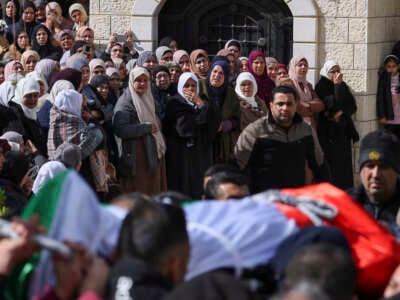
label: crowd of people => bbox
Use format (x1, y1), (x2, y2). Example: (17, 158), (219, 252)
(0, 0), (399, 300)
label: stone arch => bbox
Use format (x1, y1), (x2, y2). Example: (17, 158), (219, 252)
(132, 0), (319, 81)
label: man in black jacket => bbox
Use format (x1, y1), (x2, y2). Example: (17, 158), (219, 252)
(234, 85), (327, 193)
(107, 196), (190, 300)
(347, 130), (400, 229)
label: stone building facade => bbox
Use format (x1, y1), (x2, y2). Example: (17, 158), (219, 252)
(90, 0), (400, 173)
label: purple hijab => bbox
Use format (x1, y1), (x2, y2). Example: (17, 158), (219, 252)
(247, 50), (275, 105)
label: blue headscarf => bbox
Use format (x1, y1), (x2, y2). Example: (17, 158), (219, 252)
(206, 60), (230, 105)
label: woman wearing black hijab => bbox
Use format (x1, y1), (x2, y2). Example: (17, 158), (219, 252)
(31, 24), (63, 61)
(4, 0), (20, 25)
(6, 1), (39, 44)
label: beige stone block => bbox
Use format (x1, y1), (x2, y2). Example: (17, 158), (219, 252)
(111, 16), (132, 35)
(90, 0), (100, 14)
(337, 0), (356, 17)
(306, 69), (317, 85)
(367, 69), (379, 95)
(367, 18), (386, 43)
(99, 0), (135, 15)
(386, 17), (400, 41)
(320, 18), (349, 43)
(344, 70), (367, 94)
(292, 43), (317, 68)
(89, 15), (111, 40)
(349, 18), (367, 43)
(133, 0), (160, 16)
(136, 41), (156, 52)
(319, 43), (354, 69)
(315, 0), (338, 17)
(383, 0), (397, 17)
(356, 0), (368, 17)
(293, 17), (318, 42)
(355, 95), (377, 121)
(355, 120), (378, 141)
(131, 16), (157, 41)
(353, 44), (367, 69)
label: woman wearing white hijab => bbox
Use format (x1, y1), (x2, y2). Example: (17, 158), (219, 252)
(6, 77), (48, 155)
(163, 72), (219, 198)
(235, 72), (267, 130)
(315, 60), (359, 189)
(113, 66), (167, 194)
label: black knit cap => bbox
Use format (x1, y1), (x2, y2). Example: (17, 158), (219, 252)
(153, 65), (170, 78)
(358, 130), (400, 173)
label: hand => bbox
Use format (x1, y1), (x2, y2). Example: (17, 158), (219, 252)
(333, 110), (343, 122)
(151, 123), (158, 133)
(217, 124), (223, 132)
(333, 72), (343, 84)
(0, 216), (42, 275)
(109, 33), (117, 46)
(25, 140), (38, 153)
(379, 117), (388, 125)
(53, 241), (91, 300)
(124, 30), (134, 51)
(80, 256), (109, 296)
(20, 174), (33, 197)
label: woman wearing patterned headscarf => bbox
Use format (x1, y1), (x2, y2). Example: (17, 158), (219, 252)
(315, 59), (358, 189)
(190, 49), (210, 80)
(113, 67), (166, 194)
(199, 59), (240, 163)
(288, 56), (324, 128)
(173, 50), (190, 73)
(136, 51), (158, 75)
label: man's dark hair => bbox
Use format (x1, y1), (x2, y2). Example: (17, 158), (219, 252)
(271, 85), (298, 102)
(70, 40), (87, 55)
(153, 191), (191, 207)
(204, 163), (240, 178)
(285, 243), (356, 300)
(117, 199), (188, 267)
(204, 170), (248, 199)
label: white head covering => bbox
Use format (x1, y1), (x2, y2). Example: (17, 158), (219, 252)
(235, 72), (258, 108)
(49, 80), (75, 103)
(68, 3), (88, 25)
(54, 89), (83, 116)
(1, 131), (23, 151)
(13, 77), (40, 120)
(32, 161), (66, 194)
(129, 67), (166, 159)
(26, 71), (49, 93)
(0, 74), (23, 107)
(177, 72), (199, 106)
(320, 60), (340, 78)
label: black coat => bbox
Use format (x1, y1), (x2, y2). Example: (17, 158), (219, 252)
(107, 256), (173, 300)
(377, 70), (400, 120)
(5, 102), (47, 156)
(315, 76), (359, 189)
(163, 94), (219, 199)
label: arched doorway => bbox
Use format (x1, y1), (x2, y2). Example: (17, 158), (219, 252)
(158, 0), (292, 63)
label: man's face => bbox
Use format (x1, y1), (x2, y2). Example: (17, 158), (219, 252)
(360, 161), (398, 203)
(217, 183), (249, 200)
(269, 92), (297, 128)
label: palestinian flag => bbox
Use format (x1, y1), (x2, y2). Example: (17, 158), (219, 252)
(6, 170), (121, 299)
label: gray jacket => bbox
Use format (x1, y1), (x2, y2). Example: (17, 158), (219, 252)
(112, 88), (158, 176)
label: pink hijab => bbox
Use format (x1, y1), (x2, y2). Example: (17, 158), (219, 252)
(289, 56), (312, 101)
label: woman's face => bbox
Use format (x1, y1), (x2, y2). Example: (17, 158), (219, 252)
(92, 66), (105, 77)
(13, 62), (24, 75)
(82, 29), (94, 44)
(228, 45), (240, 60)
(109, 75), (121, 90)
(169, 40), (178, 53)
(38, 81), (46, 97)
(195, 56), (209, 74)
(133, 73), (149, 95)
(169, 67), (181, 84)
(210, 65), (224, 87)
(25, 55), (38, 73)
(22, 7), (35, 23)
(183, 78), (197, 95)
(252, 56), (265, 76)
(81, 66), (90, 85)
(60, 34), (73, 51)
(6, 1), (16, 17)
(23, 92), (39, 109)
(179, 55), (190, 73)
(71, 10), (82, 24)
(295, 59), (309, 77)
(267, 63), (279, 80)
(155, 71), (170, 90)
(143, 57), (158, 74)
(385, 60), (399, 76)
(36, 28), (48, 46)
(327, 65), (341, 81)
(277, 67), (288, 81)
(240, 80), (254, 97)
(17, 32), (29, 49)
(119, 62), (128, 79)
(239, 60), (248, 73)
(97, 83), (109, 100)
(159, 52), (173, 65)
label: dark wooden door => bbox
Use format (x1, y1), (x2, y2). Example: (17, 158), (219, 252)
(158, 0), (292, 63)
